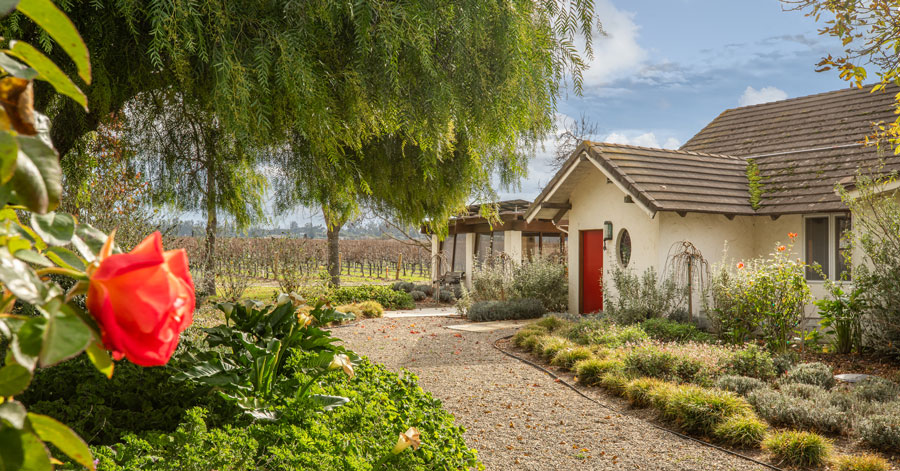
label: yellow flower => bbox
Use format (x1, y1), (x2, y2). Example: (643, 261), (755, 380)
(329, 353), (354, 379)
(391, 427), (421, 454)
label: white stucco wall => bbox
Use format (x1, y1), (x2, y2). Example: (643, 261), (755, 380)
(565, 168), (835, 324)
(567, 166), (660, 314)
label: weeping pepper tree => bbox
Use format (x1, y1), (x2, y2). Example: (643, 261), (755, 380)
(120, 90), (267, 296)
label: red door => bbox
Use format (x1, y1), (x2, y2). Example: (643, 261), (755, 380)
(580, 230), (604, 314)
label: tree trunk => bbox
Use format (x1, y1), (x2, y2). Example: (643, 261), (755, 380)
(325, 216), (342, 287)
(204, 164), (217, 297)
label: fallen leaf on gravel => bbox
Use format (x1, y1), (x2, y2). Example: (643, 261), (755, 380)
(454, 333), (463, 338)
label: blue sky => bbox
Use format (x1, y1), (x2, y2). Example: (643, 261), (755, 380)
(271, 1), (851, 228)
(498, 0), (851, 201)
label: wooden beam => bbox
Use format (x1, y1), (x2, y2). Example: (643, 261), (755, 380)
(676, 211), (687, 217)
(725, 214), (735, 220)
(770, 215), (781, 221)
(551, 206), (569, 224)
(540, 202), (572, 210)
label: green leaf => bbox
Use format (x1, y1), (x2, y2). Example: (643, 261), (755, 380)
(311, 394), (350, 411)
(5, 42), (86, 109)
(85, 342), (113, 379)
(31, 212), (73, 246)
(10, 135), (61, 214)
(0, 400), (27, 429)
(12, 249), (51, 267)
(0, 364), (31, 396)
(0, 248), (47, 304)
(71, 223), (108, 262)
(0, 131), (18, 183)
(0, 428), (24, 471)
(0, 53), (37, 80)
(10, 316), (44, 370)
(39, 304), (91, 367)
(14, 0), (90, 84)
(45, 246), (84, 270)
(28, 413), (94, 470)
(19, 430), (52, 471)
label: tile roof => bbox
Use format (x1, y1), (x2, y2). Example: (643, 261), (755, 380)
(586, 143), (755, 216)
(681, 84), (900, 214)
(681, 85), (898, 156)
(528, 85), (900, 220)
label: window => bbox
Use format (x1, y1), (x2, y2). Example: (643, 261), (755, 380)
(804, 214), (851, 281)
(617, 229), (632, 267)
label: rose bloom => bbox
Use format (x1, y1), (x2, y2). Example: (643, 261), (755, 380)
(777, 245), (786, 252)
(87, 232), (195, 366)
(736, 262), (744, 269)
(788, 232), (798, 239)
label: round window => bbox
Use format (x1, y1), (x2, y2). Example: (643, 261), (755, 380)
(617, 229), (632, 267)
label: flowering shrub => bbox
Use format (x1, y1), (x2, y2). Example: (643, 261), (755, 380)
(604, 266), (683, 324)
(705, 236), (811, 352)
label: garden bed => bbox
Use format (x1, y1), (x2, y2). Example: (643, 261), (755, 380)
(18, 301), (480, 471)
(512, 316), (900, 470)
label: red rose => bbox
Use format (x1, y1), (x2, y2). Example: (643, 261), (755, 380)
(86, 232), (195, 366)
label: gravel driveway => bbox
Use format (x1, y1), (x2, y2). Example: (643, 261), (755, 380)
(334, 316), (771, 471)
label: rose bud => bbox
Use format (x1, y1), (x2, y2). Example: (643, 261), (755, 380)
(86, 232), (195, 367)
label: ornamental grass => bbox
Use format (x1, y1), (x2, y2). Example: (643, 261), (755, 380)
(833, 454), (890, 471)
(762, 430), (832, 468)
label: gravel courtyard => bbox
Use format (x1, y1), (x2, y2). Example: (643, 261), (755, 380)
(334, 316), (772, 471)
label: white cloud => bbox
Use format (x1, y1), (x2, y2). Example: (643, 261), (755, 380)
(738, 86), (788, 107)
(663, 137), (681, 149)
(602, 131), (680, 149)
(580, 1), (647, 88)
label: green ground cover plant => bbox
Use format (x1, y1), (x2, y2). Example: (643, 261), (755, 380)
(467, 298), (544, 321)
(317, 285), (415, 310)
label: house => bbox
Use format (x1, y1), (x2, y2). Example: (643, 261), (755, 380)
(525, 85), (900, 316)
(430, 200), (567, 289)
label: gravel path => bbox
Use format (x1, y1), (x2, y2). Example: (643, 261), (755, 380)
(334, 316), (771, 471)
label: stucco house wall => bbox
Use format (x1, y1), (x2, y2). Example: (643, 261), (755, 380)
(567, 166), (660, 313)
(565, 170), (837, 323)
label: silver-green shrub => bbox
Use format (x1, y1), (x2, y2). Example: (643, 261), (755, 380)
(511, 256), (568, 312)
(716, 375), (767, 397)
(780, 362), (836, 389)
(604, 266), (683, 324)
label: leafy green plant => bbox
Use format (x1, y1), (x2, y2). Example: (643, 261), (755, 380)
(173, 301), (357, 418)
(623, 346), (678, 379)
(718, 345), (776, 381)
(410, 290), (426, 301)
(316, 285), (415, 310)
(762, 430), (832, 468)
(535, 315), (569, 332)
(640, 318), (714, 343)
(510, 256), (567, 312)
(705, 238), (811, 352)
(604, 266), (683, 324)
(815, 282), (864, 354)
(94, 360), (482, 471)
(747, 387), (849, 435)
